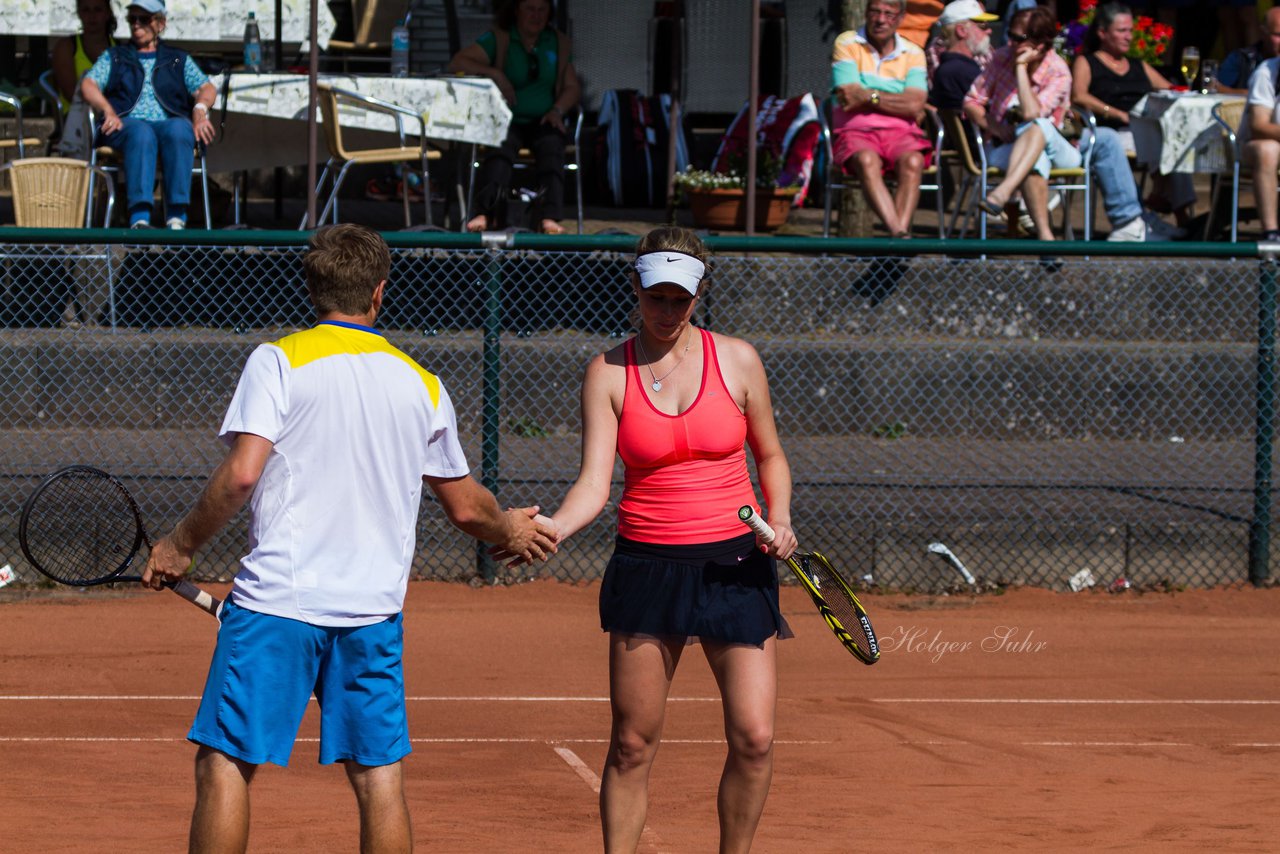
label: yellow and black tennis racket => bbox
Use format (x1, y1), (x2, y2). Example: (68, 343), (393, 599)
(738, 505), (880, 665)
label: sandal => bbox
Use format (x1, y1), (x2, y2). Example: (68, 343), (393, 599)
(977, 197), (1004, 217)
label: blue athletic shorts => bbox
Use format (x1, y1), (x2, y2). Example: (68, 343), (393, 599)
(188, 598), (410, 768)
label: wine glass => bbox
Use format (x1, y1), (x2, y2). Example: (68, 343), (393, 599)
(1201, 58), (1219, 94)
(1180, 46), (1200, 90)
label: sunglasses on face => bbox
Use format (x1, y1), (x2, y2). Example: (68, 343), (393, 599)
(1007, 32), (1029, 43)
(126, 13), (153, 25)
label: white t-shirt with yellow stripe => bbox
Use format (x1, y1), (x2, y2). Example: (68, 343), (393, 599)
(219, 320), (470, 626)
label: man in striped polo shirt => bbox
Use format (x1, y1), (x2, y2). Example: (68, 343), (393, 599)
(830, 0), (932, 239)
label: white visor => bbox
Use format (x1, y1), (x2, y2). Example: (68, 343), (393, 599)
(634, 251), (705, 296)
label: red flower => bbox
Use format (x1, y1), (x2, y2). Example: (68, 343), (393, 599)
(1137, 16), (1154, 28)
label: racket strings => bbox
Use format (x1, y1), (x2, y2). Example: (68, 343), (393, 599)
(22, 471), (142, 584)
(800, 555), (878, 659)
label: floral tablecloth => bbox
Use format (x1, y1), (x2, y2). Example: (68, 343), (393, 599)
(208, 73), (511, 172)
(1130, 91), (1244, 175)
(0, 0), (334, 46)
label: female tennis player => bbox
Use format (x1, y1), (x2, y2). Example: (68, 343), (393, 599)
(540, 226), (796, 853)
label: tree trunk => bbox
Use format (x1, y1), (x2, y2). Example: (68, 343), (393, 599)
(837, 0), (874, 238)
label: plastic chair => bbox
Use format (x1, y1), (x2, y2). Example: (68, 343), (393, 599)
(818, 100), (949, 238)
(1208, 98), (1249, 243)
(307, 81), (443, 228)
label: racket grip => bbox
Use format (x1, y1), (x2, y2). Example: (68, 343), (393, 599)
(737, 505), (775, 544)
(168, 579), (223, 618)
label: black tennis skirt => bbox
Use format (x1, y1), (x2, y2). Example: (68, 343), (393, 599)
(599, 532), (793, 646)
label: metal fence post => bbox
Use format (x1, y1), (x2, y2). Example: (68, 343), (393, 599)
(477, 238), (507, 581)
(1249, 247), (1279, 586)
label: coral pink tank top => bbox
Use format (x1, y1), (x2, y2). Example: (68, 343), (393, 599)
(616, 328), (761, 544)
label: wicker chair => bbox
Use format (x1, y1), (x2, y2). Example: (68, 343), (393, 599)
(0, 157), (117, 330)
(1208, 98), (1249, 242)
(2, 156), (115, 228)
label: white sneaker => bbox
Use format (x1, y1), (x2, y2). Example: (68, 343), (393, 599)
(130, 219), (151, 230)
(1017, 191), (1063, 232)
(1108, 216), (1151, 241)
(166, 217), (186, 230)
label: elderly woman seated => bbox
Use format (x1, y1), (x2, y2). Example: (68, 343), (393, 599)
(962, 5), (1165, 242)
(79, 0), (215, 229)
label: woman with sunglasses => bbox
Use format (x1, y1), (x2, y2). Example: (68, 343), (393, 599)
(1070, 2), (1188, 237)
(448, 0), (581, 235)
(80, 0), (215, 229)
(963, 6), (1167, 243)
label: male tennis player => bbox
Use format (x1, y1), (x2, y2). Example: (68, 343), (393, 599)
(141, 223), (556, 852)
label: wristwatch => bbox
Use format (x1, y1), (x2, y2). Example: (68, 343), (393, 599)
(869, 91), (881, 107)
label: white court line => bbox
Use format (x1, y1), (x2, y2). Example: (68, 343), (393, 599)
(551, 744), (669, 854)
(873, 698), (1280, 705)
(6, 696), (1277, 705)
(5, 737), (1278, 749)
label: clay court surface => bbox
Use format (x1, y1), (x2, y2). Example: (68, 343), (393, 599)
(2, 580), (1279, 852)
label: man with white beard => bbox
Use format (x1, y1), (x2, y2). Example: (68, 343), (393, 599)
(929, 0), (998, 111)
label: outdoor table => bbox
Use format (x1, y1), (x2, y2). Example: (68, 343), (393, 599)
(0, 0), (334, 45)
(207, 72), (512, 173)
(1130, 90), (1245, 176)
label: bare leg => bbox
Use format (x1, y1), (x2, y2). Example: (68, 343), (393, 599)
(1020, 174), (1055, 241)
(600, 634), (684, 854)
(189, 746), (257, 854)
(984, 124), (1046, 209)
(1247, 140), (1280, 233)
(704, 637), (778, 854)
(345, 760), (412, 853)
(892, 149), (925, 237)
(846, 151), (903, 235)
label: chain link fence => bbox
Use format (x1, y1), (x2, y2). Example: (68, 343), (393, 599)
(0, 231), (1274, 592)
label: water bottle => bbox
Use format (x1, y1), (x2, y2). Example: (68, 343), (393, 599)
(390, 19), (410, 77)
(243, 11), (262, 73)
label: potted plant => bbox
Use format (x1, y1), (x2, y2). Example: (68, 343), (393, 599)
(673, 149), (801, 231)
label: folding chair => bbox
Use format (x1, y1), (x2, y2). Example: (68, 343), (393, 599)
(464, 110), (585, 234)
(946, 108), (1093, 241)
(818, 100), (949, 238)
(85, 107), (214, 228)
(0, 91), (46, 159)
(305, 81), (443, 228)
(1208, 98), (1250, 243)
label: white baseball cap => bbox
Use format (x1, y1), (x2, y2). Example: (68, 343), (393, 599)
(938, 0), (999, 26)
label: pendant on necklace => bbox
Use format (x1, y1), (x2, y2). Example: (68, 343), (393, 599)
(651, 380), (663, 392)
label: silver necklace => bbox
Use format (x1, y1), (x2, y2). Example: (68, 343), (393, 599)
(636, 331), (691, 392)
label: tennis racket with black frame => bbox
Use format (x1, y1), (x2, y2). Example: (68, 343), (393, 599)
(738, 505), (880, 665)
(18, 465), (221, 618)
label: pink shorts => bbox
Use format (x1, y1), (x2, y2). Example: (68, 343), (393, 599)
(833, 123), (933, 176)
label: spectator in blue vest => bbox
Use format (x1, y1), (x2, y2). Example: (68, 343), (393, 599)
(80, 0), (216, 229)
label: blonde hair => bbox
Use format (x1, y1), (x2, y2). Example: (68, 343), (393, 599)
(634, 226), (711, 297)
